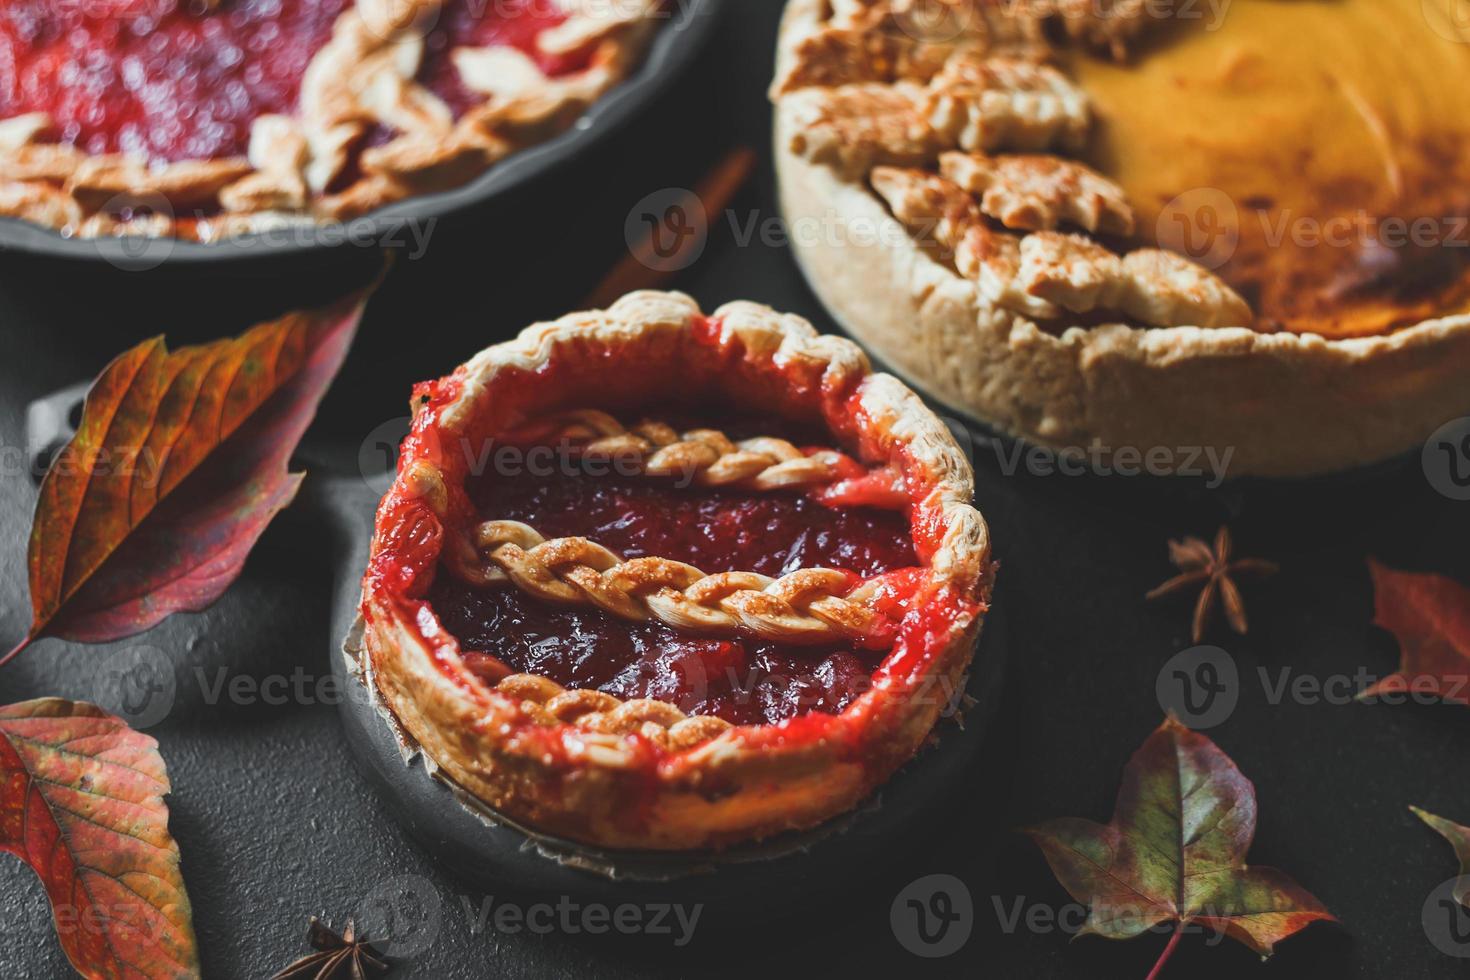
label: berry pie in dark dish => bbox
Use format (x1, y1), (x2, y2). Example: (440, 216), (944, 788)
(356, 291), (994, 850)
(0, 0), (677, 242)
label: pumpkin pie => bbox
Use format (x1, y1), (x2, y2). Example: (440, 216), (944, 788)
(772, 0), (1470, 477)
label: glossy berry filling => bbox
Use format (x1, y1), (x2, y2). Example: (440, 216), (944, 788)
(0, 0), (573, 163)
(429, 458), (921, 727)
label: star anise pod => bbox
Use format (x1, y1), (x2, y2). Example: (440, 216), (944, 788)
(1146, 526), (1278, 643)
(270, 916), (391, 980)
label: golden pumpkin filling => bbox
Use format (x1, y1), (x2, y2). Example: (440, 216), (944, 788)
(1066, 0), (1470, 338)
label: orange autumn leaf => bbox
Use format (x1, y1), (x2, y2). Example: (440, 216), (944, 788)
(0, 698), (197, 978)
(1359, 560), (1470, 706)
(3, 294), (363, 663)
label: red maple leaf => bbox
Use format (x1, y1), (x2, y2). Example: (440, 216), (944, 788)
(1359, 561), (1470, 706)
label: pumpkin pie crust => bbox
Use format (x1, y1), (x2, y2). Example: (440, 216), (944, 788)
(772, 0), (1470, 478)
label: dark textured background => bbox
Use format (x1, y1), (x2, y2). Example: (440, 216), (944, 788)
(3, 3), (1469, 976)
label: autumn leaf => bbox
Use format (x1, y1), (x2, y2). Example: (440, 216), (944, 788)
(2, 295), (363, 664)
(1358, 561), (1470, 706)
(0, 698), (197, 978)
(1412, 806), (1470, 907)
(1024, 717), (1335, 979)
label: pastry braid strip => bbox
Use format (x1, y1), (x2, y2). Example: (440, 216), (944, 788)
(450, 520), (890, 647)
(494, 673), (733, 753)
(504, 409), (853, 492)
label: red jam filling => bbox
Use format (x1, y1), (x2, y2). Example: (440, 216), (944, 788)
(0, 0), (574, 163)
(428, 455), (921, 727)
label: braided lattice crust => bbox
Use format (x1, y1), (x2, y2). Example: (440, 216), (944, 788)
(455, 520), (887, 646)
(494, 673), (732, 755)
(510, 409), (850, 491)
(445, 408), (890, 644)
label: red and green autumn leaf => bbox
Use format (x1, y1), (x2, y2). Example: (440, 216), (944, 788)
(3, 295), (363, 661)
(1024, 717), (1334, 978)
(1413, 806), (1470, 908)
(0, 698), (197, 978)
(1359, 560), (1470, 706)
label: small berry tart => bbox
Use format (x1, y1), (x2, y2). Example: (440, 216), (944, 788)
(357, 291), (993, 850)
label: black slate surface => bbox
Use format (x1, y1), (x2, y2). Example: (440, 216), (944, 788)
(3, 3), (1470, 977)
